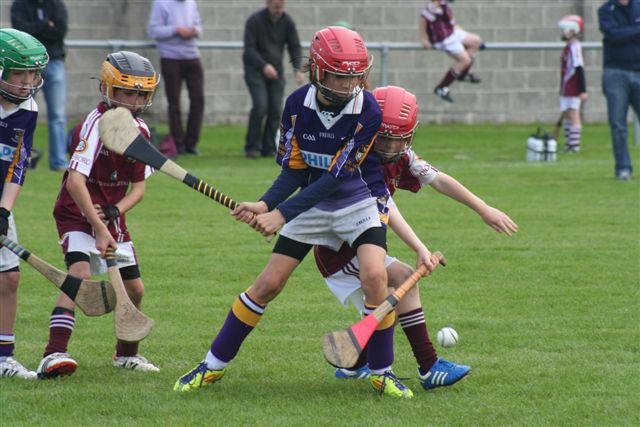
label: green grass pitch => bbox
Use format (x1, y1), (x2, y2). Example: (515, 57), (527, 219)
(1, 122), (638, 426)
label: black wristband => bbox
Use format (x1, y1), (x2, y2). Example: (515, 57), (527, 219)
(0, 208), (10, 219)
(103, 205), (120, 221)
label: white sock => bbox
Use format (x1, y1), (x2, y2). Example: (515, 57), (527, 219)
(205, 350), (228, 370)
(370, 366), (392, 376)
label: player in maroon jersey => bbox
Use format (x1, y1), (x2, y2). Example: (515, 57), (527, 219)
(419, 0), (484, 103)
(36, 51), (161, 379)
(315, 86), (518, 390)
(558, 15), (588, 152)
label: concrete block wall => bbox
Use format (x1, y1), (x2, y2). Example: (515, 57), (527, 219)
(0, 0), (610, 125)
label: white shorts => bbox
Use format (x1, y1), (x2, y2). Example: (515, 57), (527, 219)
(434, 28), (468, 55)
(60, 231), (137, 275)
(0, 214), (19, 271)
(324, 255), (398, 312)
(560, 96), (581, 112)
(280, 197), (383, 251)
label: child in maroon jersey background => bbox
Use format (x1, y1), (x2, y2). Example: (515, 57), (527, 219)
(419, 0), (484, 103)
(558, 15), (588, 152)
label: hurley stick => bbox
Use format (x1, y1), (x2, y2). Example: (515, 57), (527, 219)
(105, 247), (154, 342)
(322, 252), (446, 368)
(0, 235), (115, 316)
(99, 107), (274, 241)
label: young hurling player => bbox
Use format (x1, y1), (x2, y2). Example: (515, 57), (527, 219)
(0, 28), (48, 379)
(36, 51), (161, 379)
(419, 0), (484, 103)
(314, 86), (518, 389)
(175, 26), (428, 399)
(558, 15), (588, 153)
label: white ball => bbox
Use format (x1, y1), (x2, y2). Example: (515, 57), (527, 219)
(437, 327), (459, 348)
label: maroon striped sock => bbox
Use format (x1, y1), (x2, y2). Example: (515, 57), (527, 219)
(398, 308), (438, 374)
(44, 307), (75, 356)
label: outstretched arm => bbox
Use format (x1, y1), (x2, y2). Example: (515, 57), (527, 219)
(430, 172), (519, 236)
(388, 203), (439, 273)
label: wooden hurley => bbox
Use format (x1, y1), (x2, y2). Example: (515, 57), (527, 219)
(99, 107), (273, 242)
(0, 235), (115, 316)
(105, 247), (154, 342)
(322, 252), (446, 368)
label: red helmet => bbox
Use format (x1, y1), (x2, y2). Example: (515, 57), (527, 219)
(558, 15), (584, 37)
(310, 26), (372, 105)
(372, 86), (419, 163)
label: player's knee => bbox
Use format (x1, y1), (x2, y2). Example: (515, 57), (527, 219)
(251, 275), (287, 304)
(388, 263), (414, 289)
(124, 280), (144, 307)
(360, 267), (387, 292)
(0, 271), (20, 295)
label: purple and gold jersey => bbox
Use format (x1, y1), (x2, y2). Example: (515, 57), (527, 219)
(0, 98), (38, 195)
(276, 84), (387, 212)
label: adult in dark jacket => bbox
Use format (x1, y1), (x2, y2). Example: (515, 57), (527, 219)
(598, 0), (640, 181)
(243, 0), (305, 158)
(11, 0), (69, 171)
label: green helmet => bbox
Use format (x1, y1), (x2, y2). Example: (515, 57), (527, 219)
(0, 28), (49, 104)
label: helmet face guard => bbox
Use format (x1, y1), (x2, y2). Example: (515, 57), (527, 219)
(0, 29), (49, 104)
(373, 85), (419, 163)
(309, 26), (372, 107)
(99, 51), (159, 114)
(375, 127), (417, 164)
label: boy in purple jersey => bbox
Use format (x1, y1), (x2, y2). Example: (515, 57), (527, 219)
(419, 0), (484, 103)
(314, 86), (518, 390)
(174, 27), (433, 399)
(36, 51), (161, 379)
(558, 15), (588, 153)
(0, 28), (48, 379)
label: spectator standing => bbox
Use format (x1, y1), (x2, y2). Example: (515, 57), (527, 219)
(598, 0), (640, 181)
(147, 0), (204, 156)
(242, 0), (304, 158)
(11, 0), (69, 171)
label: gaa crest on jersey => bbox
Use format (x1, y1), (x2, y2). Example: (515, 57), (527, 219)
(354, 145), (368, 163)
(111, 171), (118, 181)
(75, 138), (89, 154)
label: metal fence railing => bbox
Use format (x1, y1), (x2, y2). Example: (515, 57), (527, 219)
(66, 39), (638, 145)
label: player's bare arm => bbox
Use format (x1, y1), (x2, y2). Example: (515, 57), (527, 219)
(430, 172), (518, 236)
(419, 17), (432, 49)
(387, 205), (439, 273)
(0, 183), (21, 213)
(66, 170), (118, 255)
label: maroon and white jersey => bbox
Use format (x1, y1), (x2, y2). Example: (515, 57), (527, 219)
(314, 149), (439, 277)
(560, 39), (584, 97)
(421, 0), (456, 44)
(383, 149), (439, 196)
(53, 103), (152, 242)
